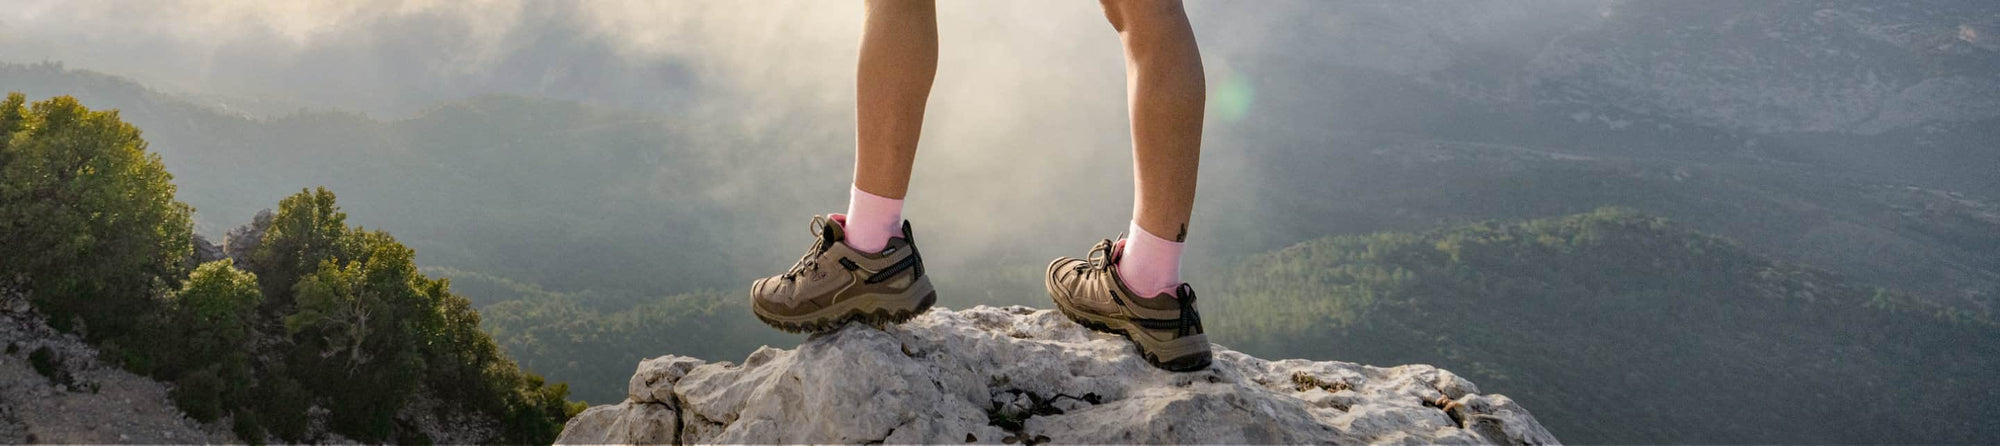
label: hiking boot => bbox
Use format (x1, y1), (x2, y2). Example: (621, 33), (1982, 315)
(1046, 237), (1211, 371)
(751, 214), (936, 333)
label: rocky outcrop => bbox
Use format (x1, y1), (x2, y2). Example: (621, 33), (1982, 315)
(191, 233), (227, 265)
(222, 209), (272, 265)
(556, 306), (1556, 445)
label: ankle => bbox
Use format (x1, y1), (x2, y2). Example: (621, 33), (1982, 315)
(843, 184), (904, 253)
(1116, 220), (1185, 297)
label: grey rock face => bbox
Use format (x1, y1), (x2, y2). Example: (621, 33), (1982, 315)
(556, 306), (1557, 445)
(222, 209), (272, 265)
(190, 233), (226, 265)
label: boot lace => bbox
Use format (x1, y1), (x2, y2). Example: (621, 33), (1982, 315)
(1078, 235), (1202, 336)
(781, 215), (833, 281)
(1083, 237), (1117, 271)
(1175, 283), (1203, 336)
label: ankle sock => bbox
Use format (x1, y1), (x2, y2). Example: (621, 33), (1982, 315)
(1118, 220), (1185, 298)
(842, 184), (904, 254)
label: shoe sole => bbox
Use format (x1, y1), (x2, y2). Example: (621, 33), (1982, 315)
(1045, 262), (1212, 372)
(753, 279), (937, 334)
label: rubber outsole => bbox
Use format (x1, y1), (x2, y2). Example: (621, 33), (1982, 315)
(754, 291), (938, 334)
(1055, 308), (1212, 372)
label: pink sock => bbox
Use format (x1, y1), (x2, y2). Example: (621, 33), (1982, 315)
(842, 184), (904, 253)
(1118, 221), (1185, 298)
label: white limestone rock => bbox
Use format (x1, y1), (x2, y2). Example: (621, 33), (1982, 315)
(555, 305), (1558, 445)
(628, 355), (703, 407)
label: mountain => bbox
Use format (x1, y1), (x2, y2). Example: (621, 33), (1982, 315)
(1221, 1), (2000, 137)
(8, 55), (1995, 436)
(7, 3), (1999, 441)
(1525, 1), (2000, 135)
(0, 61), (784, 295)
(1207, 1), (2000, 309)
(7, 57), (1994, 314)
(1205, 207), (2000, 443)
(554, 306), (1557, 445)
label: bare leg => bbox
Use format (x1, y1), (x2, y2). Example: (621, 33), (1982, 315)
(1102, 0), (1205, 242)
(853, 0), (938, 200)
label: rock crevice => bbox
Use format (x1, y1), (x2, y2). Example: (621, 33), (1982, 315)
(555, 305), (1558, 445)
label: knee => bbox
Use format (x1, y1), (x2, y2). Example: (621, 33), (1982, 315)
(1099, 0), (1187, 34)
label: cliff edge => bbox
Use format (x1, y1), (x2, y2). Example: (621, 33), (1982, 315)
(555, 305), (1557, 445)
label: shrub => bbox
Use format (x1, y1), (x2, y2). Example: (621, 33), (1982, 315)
(232, 409), (266, 446)
(176, 260), (263, 351)
(155, 260), (263, 378)
(28, 346), (62, 382)
(253, 377), (312, 443)
(172, 366), (225, 422)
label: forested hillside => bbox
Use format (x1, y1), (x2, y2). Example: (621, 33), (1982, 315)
(0, 93), (577, 444)
(1207, 207), (1999, 443)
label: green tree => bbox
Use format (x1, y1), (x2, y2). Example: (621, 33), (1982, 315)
(250, 374), (311, 443)
(172, 365), (226, 422)
(249, 187), (352, 312)
(283, 231), (441, 441)
(0, 93), (25, 152)
(0, 93), (192, 340)
(172, 260), (263, 367)
(252, 187), (574, 442)
(149, 259), (264, 416)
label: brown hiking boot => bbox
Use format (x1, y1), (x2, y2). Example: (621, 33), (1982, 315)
(751, 214), (937, 333)
(1046, 237), (1212, 371)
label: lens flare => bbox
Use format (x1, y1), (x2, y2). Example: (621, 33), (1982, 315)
(1210, 64), (1255, 124)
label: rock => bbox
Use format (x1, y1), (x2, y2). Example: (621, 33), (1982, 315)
(4, 295), (27, 315)
(627, 356), (703, 407)
(555, 402), (679, 445)
(222, 209), (273, 265)
(557, 306), (1559, 445)
(397, 392), (500, 444)
(189, 234), (227, 266)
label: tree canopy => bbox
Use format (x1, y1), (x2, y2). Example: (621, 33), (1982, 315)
(0, 93), (192, 339)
